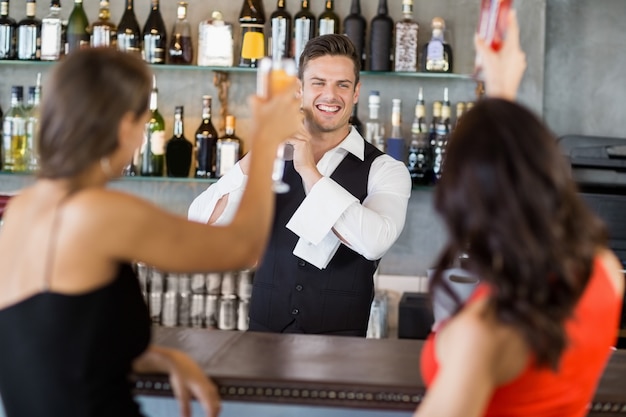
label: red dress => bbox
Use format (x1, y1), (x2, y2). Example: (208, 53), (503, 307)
(420, 258), (622, 417)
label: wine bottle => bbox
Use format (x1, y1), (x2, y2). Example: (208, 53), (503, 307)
(343, 0), (366, 70)
(143, 0), (166, 65)
(270, 0), (291, 59)
(349, 102), (363, 136)
(117, 0), (141, 56)
(168, 1), (193, 65)
(239, 0), (266, 68)
(216, 115), (242, 178)
(432, 89), (451, 181)
(194, 95), (218, 178)
(407, 87), (431, 185)
(40, 0), (62, 61)
(369, 0), (393, 71)
(394, 0), (418, 72)
(17, 0), (41, 60)
(25, 73), (41, 171)
(140, 76), (165, 176)
(165, 106), (192, 177)
(2, 86), (27, 172)
(365, 90), (384, 152)
(90, 0), (116, 48)
(66, 0), (90, 54)
(386, 98), (406, 162)
(318, 0), (339, 36)
(293, 0), (314, 64)
(422, 17), (453, 73)
(0, 0), (17, 59)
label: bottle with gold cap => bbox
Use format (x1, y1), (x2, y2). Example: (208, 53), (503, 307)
(216, 115), (242, 178)
(421, 17), (453, 73)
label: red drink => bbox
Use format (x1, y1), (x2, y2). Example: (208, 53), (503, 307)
(477, 0), (512, 51)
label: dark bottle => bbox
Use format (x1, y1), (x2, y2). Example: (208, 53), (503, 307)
(195, 95), (218, 179)
(140, 76), (165, 176)
(40, 0), (63, 61)
(318, 0), (339, 36)
(66, 0), (90, 54)
(407, 87), (431, 185)
(343, 0), (366, 70)
(0, 0), (17, 59)
(90, 0), (116, 48)
(349, 102), (363, 136)
(216, 115), (243, 178)
(238, 0), (265, 68)
(143, 0), (167, 65)
(270, 0), (291, 59)
(386, 98), (406, 162)
(117, 0), (141, 56)
(369, 0), (393, 72)
(432, 88), (451, 181)
(422, 17), (453, 73)
(166, 106), (193, 177)
(293, 0), (314, 64)
(168, 1), (193, 64)
(17, 0), (41, 60)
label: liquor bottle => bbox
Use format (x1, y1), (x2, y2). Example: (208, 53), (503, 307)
(168, 1), (192, 65)
(165, 106), (192, 177)
(386, 98), (406, 162)
(293, 0), (314, 64)
(343, 0), (366, 70)
(318, 0), (339, 36)
(394, 0), (418, 72)
(66, 0), (90, 54)
(195, 95), (218, 179)
(25, 73), (41, 171)
(369, 0), (393, 71)
(197, 11), (233, 67)
(407, 87), (431, 185)
(365, 91), (384, 152)
(17, 0), (41, 60)
(90, 0), (116, 48)
(2, 86), (27, 172)
(216, 115), (242, 178)
(143, 0), (166, 65)
(432, 88), (451, 181)
(238, 0), (265, 68)
(40, 0), (62, 61)
(349, 102), (363, 136)
(422, 17), (453, 73)
(117, 0), (141, 56)
(270, 0), (291, 59)
(140, 76), (165, 176)
(0, 0), (17, 59)
(454, 101), (465, 130)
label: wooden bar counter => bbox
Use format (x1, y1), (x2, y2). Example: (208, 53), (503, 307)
(132, 327), (626, 416)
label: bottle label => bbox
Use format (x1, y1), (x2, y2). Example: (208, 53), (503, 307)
(0, 25), (15, 59)
(270, 18), (288, 59)
(394, 22), (418, 72)
(318, 19), (335, 36)
(91, 26), (112, 48)
(117, 33), (141, 55)
(426, 39), (450, 72)
(144, 34), (165, 64)
(40, 20), (62, 59)
(17, 26), (40, 60)
(198, 21), (233, 66)
(217, 142), (239, 177)
(294, 19), (313, 61)
(240, 28), (265, 60)
(151, 130), (166, 155)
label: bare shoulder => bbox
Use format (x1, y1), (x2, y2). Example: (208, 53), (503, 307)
(597, 248), (625, 297)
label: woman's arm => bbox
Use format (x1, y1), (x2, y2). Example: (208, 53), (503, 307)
(133, 345), (220, 417)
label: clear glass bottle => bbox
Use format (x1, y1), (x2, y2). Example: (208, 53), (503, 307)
(293, 0), (314, 65)
(343, 0), (365, 70)
(270, 0), (291, 59)
(407, 87), (431, 185)
(117, 0), (141, 56)
(318, 0), (339, 36)
(2, 86), (27, 172)
(140, 76), (165, 176)
(25, 73), (41, 171)
(238, 0), (265, 68)
(168, 1), (193, 65)
(394, 0), (418, 72)
(216, 115), (242, 178)
(165, 106), (192, 177)
(365, 90), (384, 152)
(453, 101), (466, 131)
(194, 95), (218, 178)
(17, 0), (40, 60)
(386, 98), (406, 161)
(197, 11), (233, 67)
(40, 0), (62, 61)
(90, 0), (116, 48)
(142, 0), (166, 64)
(0, 0), (17, 59)
(369, 0), (393, 72)
(66, 0), (90, 54)
(422, 17), (453, 73)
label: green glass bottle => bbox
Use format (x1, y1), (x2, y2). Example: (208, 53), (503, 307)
(66, 0), (89, 54)
(141, 76), (165, 176)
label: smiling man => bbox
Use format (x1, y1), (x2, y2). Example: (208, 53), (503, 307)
(188, 34), (411, 337)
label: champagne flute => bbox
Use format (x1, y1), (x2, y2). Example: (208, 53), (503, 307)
(256, 57), (298, 194)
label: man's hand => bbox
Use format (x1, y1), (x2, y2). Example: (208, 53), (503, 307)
(287, 124), (322, 193)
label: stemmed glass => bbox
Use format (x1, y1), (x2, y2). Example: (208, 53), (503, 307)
(256, 57), (297, 194)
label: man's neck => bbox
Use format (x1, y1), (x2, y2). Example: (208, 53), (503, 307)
(309, 125), (352, 162)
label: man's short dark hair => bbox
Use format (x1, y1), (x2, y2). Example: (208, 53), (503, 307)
(298, 34), (361, 86)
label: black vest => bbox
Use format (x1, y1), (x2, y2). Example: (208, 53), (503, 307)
(250, 140), (384, 335)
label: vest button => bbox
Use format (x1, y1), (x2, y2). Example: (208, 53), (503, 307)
(291, 308), (299, 315)
(298, 260), (306, 267)
(295, 284), (303, 291)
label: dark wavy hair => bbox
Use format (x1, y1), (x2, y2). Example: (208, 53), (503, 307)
(38, 47), (152, 179)
(432, 98), (607, 369)
(298, 34), (360, 86)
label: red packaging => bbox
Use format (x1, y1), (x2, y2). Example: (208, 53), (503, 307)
(477, 0), (512, 51)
